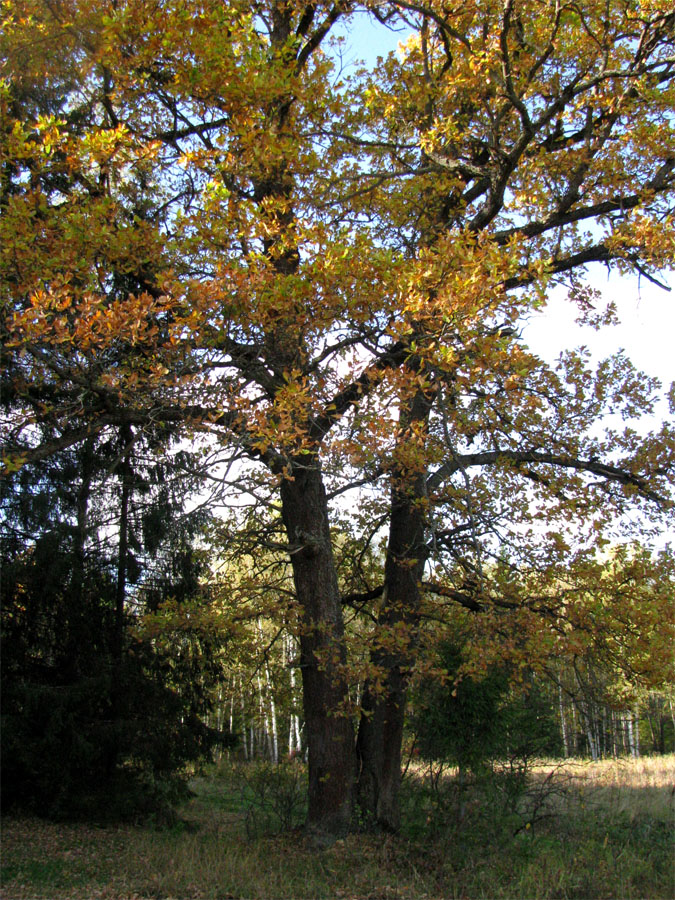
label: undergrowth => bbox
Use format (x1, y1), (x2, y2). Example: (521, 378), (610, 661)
(2, 755), (673, 899)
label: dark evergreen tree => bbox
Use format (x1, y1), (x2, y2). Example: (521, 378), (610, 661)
(0, 430), (233, 821)
(411, 636), (560, 774)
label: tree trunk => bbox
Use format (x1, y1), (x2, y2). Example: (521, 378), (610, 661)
(559, 681), (569, 757)
(355, 386), (433, 831)
(287, 634), (302, 756)
(240, 680), (249, 761)
(646, 704), (657, 754)
(628, 708), (640, 758)
(280, 459), (354, 841)
(257, 619), (279, 763)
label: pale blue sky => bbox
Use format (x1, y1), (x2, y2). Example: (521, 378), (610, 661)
(330, 10), (408, 67)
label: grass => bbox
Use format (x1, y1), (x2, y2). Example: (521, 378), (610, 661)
(1, 755), (673, 899)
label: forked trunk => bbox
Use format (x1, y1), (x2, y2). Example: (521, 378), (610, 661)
(280, 460), (354, 840)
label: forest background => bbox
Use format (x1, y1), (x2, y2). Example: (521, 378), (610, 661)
(1, 0), (674, 849)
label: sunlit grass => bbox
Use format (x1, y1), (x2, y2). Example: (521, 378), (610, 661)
(2, 754), (673, 899)
(533, 754), (675, 821)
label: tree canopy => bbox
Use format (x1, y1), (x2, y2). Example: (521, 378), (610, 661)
(1, 0), (674, 838)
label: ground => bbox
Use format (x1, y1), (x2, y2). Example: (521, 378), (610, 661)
(1, 755), (673, 899)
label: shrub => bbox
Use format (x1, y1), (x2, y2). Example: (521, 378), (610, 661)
(240, 759), (307, 838)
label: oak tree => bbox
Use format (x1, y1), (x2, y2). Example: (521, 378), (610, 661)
(2, 0), (674, 837)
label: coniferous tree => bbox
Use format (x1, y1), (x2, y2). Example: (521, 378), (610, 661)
(0, 427), (232, 820)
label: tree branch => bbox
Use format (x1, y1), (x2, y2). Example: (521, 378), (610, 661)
(427, 448), (668, 503)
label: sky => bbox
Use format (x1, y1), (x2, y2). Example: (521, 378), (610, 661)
(523, 269), (674, 394)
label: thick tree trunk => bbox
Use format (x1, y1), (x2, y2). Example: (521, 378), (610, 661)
(354, 635), (414, 831)
(356, 387), (433, 831)
(280, 459), (354, 841)
(355, 481), (426, 830)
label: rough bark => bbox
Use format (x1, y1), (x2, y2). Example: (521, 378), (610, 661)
(355, 387), (433, 831)
(280, 459), (354, 841)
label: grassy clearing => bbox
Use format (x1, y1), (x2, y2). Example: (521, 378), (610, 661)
(2, 755), (673, 899)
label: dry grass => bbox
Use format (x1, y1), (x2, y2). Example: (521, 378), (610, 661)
(2, 755), (673, 900)
(527, 754), (675, 823)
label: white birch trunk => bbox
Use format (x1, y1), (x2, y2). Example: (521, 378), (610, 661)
(268, 683), (279, 764)
(627, 709), (640, 758)
(571, 702), (578, 755)
(634, 708), (641, 758)
(559, 682), (569, 757)
(256, 669), (270, 759)
(239, 679), (249, 761)
(257, 619), (279, 763)
(287, 636), (301, 756)
(580, 701), (599, 760)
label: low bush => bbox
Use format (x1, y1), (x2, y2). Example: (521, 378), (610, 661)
(239, 758), (308, 838)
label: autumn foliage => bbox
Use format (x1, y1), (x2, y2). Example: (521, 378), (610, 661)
(1, 0), (674, 837)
